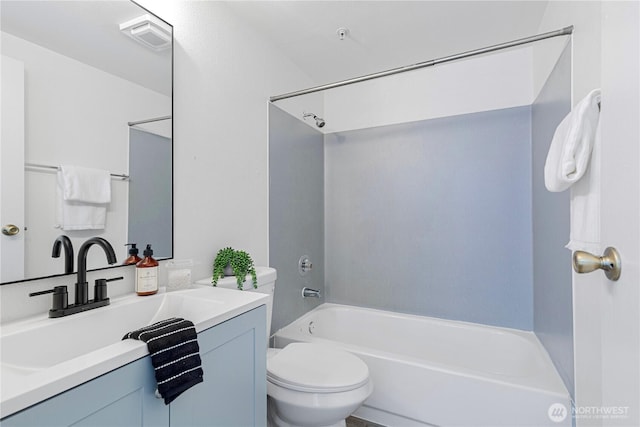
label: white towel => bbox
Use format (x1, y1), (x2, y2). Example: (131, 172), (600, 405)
(543, 89), (602, 252)
(566, 124), (601, 253)
(544, 89), (601, 192)
(55, 166), (111, 230)
(59, 165), (111, 203)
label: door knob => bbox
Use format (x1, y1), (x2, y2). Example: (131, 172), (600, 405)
(1, 224), (20, 236)
(572, 247), (621, 281)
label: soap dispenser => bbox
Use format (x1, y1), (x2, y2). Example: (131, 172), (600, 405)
(135, 244), (159, 296)
(123, 243), (142, 265)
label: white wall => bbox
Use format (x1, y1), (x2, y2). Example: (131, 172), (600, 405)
(323, 46), (534, 133)
(1, 32), (170, 279)
(132, 1), (315, 280)
(273, 42), (541, 135)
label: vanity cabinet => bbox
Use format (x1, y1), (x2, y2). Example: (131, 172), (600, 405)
(2, 306), (267, 427)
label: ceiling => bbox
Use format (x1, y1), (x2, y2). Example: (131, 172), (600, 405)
(225, 1), (550, 86)
(1, 1), (550, 97)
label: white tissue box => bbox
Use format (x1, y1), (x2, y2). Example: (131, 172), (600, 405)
(165, 259), (194, 292)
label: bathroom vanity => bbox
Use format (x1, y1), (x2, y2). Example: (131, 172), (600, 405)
(0, 287), (267, 426)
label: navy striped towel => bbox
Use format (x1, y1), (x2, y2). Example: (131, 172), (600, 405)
(123, 317), (204, 404)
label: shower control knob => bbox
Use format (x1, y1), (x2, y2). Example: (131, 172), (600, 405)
(298, 255), (313, 276)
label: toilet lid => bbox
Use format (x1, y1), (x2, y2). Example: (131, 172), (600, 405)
(267, 343), (369, 393)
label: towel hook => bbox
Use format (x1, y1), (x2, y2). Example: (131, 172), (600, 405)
(572, 247), (621, 281)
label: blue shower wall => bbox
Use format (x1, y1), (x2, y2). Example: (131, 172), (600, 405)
(269, 104), (325, 335)
(532, 44), (573, 397)
(325, 106), (534, 330)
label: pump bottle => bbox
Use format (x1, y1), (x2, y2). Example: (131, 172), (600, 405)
(136, 244), (158, 296)
(123, 243), (142, 265)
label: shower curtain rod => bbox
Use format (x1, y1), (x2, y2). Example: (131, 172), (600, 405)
(270, 25), (573, 102)
(127, 115), (172, 127)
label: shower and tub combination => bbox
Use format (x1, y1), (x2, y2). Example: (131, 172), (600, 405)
(269, 26), (575, 427)
(275, 303), (571, 426)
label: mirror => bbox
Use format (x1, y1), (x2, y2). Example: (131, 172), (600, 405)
(0, 1), (173, 284)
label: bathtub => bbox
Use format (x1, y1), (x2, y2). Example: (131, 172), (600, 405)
(274, 303), (571, 427)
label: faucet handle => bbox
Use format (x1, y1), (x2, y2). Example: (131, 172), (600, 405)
(94, 276), (123, 302)
(29, 286), (69, 311)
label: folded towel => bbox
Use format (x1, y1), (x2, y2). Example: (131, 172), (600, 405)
(55, 172), (107, 230)
(544, 89), (601, 192)
(59, 165), (111, 203)
(123, 318), (204, 404)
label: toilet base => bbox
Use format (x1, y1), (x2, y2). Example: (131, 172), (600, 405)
(268, 398), (346, 427)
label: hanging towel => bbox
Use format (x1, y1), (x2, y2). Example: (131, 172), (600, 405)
(55, 165), (111, 230)
(59, 165), (111, 203)
(544, 89), (601, 192)
(566, 123), (601, 253)
(123, 318), (204, 405)
(544, 89), (602, 252)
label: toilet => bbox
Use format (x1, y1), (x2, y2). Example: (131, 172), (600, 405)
(198, 267), (372, 427)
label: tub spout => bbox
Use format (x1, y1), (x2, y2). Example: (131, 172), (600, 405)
(302, 287), (321, 298)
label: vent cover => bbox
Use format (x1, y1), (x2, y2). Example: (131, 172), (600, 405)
(120, 14), (171, 51)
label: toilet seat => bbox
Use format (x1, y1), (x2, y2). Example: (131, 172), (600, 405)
(267, 343), (369, 394)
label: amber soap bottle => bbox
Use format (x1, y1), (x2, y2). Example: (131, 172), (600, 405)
(136, 244), (158, 296)
(123, 243), (142, 265)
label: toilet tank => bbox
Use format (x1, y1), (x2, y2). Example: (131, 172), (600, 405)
(196, 267), (276, 338)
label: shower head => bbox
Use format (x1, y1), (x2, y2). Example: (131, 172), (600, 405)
(303, 112), (325, 128)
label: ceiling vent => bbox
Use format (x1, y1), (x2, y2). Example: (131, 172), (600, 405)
(119, 14), (171, 51)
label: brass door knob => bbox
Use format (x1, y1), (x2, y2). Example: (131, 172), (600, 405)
(1, 224), (20, 236)
(572, 247), (621, 281)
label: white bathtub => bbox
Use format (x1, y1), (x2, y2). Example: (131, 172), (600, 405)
(274, 303), (571, 427)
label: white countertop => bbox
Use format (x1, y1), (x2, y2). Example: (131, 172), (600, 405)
(0, 285), (268, 418)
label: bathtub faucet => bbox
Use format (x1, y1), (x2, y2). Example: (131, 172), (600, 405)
(302, 287), (321, 298)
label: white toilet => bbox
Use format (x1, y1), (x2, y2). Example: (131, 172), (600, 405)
(198, 267), (372, 427)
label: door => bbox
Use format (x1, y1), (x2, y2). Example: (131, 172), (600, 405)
(573, 3), (639, 426)
(0, 56), (25, 283)
(598, 2), (639, 424)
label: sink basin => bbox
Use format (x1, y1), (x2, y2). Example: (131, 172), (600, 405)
(0, 285), (268, 418)
(2, 290), (222, 371)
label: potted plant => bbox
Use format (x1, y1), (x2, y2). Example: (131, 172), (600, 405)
(212, 247), (257, 290)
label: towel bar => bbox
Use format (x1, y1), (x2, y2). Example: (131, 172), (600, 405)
(25, 163), (129, 180)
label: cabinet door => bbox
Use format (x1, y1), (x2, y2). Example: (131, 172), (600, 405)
(2, 357), (168, 427)
(170, 306), (267, 427)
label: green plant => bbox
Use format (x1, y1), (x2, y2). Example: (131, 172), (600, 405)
(212, 247), (257, 290)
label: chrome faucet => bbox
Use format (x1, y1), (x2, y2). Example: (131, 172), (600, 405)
(52, 235), (74, 274)
(302, 287), (321, 298)
(76, 237), (117, 305)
